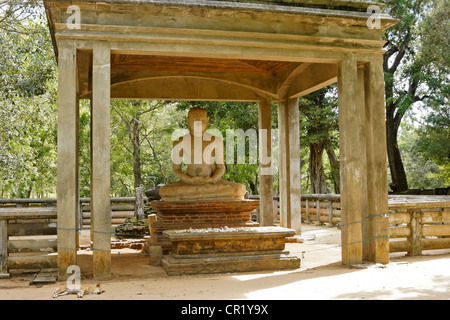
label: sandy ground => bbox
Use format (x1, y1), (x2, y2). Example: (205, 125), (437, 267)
(1, 224), (449, 300)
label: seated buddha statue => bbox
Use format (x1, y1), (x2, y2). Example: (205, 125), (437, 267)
(159, 107), (247, 201)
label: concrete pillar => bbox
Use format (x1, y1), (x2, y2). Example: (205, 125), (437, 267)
(91, 42), (111, 280)
(357, 66), (370, 260)
(278, 97), (301, 233)
(57, 40), (79, 280)
(258, 98), (274, 227)
(278, 100), (288, 228)
(364, 56), (389, 264)
(338, 55), (366, 266)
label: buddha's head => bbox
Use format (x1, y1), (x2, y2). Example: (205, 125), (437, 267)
(186, 107), (209, 137)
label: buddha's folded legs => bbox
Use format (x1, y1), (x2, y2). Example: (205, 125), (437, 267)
(159, 179), (246, 201)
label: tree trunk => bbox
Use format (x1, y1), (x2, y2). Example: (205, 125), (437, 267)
(134, 186), (145, 220)
(131, 117), (141, 189)
(309, 143), (328, 194)
(382, 11), (417, 194)
(250, 174), (258, 195)
(325, 146), (340, 194)
(385, 70), (408, 193)
(386, 114), (408, 192)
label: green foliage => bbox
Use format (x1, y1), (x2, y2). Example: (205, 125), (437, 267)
(134, 102), (186, 190)
(399, 114), (449, 189)
(0, 8), (57, 198)
(299, 86), (338, 147)
(298, 86), (340, 194)
(415, 108), (450, 168)
(108, 100), (186, 196)
(0, 0), (44, 34)
(0, 3), (51, 98)
(77, 100), (95, 198)
(0, 94), (57, 197)
(417, 0), (449, 71)
(380, 0), (449, 191)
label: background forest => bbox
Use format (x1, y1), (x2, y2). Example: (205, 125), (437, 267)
(0, 0), (448, 199)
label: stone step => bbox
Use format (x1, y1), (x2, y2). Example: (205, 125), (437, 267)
(161, 253), (300, 275)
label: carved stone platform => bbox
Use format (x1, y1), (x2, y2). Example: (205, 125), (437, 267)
(150, 200), (260, 234)
(161, 227), (300, 275)
(146, 200), (260, 254)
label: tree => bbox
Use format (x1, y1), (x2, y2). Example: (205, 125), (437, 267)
(0, 0), (44, 34)
(417, 0), (449, 70)
(413, 107), (450, 185)
(415, 108), (450, 167)
(0, 4), (57, 198)
(141, 103), (186, 188)
(299, 86), (339, 194)
(398, 110), (449, 189)
(111, 100), (167, 190)
(381, 0), (449, 192)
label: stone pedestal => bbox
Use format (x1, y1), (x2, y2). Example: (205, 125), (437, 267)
(161, 227), (300, 275)
(150, 200), (260, 234)
(147, 199), (260, 254)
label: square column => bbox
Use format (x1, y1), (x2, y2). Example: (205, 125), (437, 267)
(338, 55), (366, 266)
(364, 56), (389, 264)
(258, 98), (274, 227)
(91, 42), (112, 280)
(338, 54), (390, 266)
(278, 97), (301, 233)
(57, 40), (79, 280)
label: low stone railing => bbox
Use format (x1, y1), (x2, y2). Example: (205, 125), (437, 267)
(0, 197), (142, 276)
(0, 197), (140, 229)
(296, 194), (450, 255)
(0, 206), (58, 277)
(251, 193), (450, 255)
(388, 198), (450, 255)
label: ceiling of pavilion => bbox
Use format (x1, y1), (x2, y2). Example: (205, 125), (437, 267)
(110, 54), (293, 74)
(75, 50), (338, 101)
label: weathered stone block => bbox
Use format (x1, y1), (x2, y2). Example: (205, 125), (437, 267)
(149, 246), (163, 266)
(150, 200), (260, 234)
(161, 227), (300, 275)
